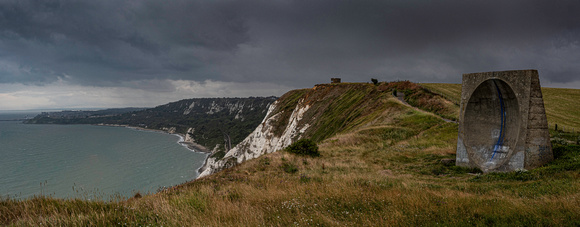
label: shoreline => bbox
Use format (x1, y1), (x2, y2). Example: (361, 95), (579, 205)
(97, 124), (211, 154)
(96, 124), (212, 176)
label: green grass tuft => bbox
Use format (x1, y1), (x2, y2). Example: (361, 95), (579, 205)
(281, 162), (298, 174)
(285, 138), (320, 157)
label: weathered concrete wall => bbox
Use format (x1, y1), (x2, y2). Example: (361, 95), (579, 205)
(456, 70), (553, 172)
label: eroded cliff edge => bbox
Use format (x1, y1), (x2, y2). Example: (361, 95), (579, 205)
(199, 83), (398, 177)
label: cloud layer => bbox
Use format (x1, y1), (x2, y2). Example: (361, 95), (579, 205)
(1, 0), (580, 109)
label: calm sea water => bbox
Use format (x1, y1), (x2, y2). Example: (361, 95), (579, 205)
(0, 113), (207, 200)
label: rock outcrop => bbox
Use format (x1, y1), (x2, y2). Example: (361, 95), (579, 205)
(199, 97), (311, 177)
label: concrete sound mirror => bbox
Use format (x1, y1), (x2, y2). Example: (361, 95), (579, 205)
(456, 70), (553, 172)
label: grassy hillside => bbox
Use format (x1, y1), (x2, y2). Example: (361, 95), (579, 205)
(542, 87), (580, 130)
(388, 82), (459, 121)
(420, 83), (462, 104)
(2, 82), (579, 226)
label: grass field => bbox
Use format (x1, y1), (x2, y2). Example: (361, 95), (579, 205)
(542, 87), (580, 131)
(2, 83), (579, 226)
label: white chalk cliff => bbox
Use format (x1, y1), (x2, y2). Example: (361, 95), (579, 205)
(199, 98), (311, 178)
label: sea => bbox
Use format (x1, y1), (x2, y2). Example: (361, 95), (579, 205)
(0, 112), (208, 200)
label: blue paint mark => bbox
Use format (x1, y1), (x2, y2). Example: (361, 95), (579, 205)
(490, 80), (506, 161)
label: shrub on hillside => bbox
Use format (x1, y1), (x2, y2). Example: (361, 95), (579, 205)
(285, 139), (320, 157)
(281, 162), (298, 173)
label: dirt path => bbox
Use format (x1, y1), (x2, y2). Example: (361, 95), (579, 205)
(394, 92), (457, 124)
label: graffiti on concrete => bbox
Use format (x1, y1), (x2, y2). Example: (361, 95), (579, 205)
(456, 70), (553, 172)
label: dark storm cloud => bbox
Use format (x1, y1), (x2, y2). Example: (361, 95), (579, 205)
(1, 0), (580, 89)
(0, 0), (250, 86)
(237, 0), (580, 85)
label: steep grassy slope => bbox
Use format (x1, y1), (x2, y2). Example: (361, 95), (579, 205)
(385, 81), (459, 121)
(2, 82), (579, 226)
(291, 83), (396, 142)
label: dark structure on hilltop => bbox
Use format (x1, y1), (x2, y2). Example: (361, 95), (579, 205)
(456, 70), (553, 172)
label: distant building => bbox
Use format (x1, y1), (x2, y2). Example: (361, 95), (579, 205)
(331, 78), (341, 83)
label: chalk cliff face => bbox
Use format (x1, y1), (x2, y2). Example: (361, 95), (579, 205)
(199, 97), (311, 177)
(128, 97), (278, 152)
(199, 83), (393, 178)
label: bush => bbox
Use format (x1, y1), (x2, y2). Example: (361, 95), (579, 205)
(371, 78), (379, 85)
(546, 144), (580, 172)
(285, 139), (320, 157)
(210, 150), (226, 160)
(281, 162), (298, 174)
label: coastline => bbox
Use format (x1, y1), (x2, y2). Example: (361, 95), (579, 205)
(96, 123), (210, 150)
(173, 133), (211, 154)
(96, 123), (214, 177)
(97, 124), (211, 153)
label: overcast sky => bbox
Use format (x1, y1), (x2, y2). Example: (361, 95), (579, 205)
(1, 0), (580, 110)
